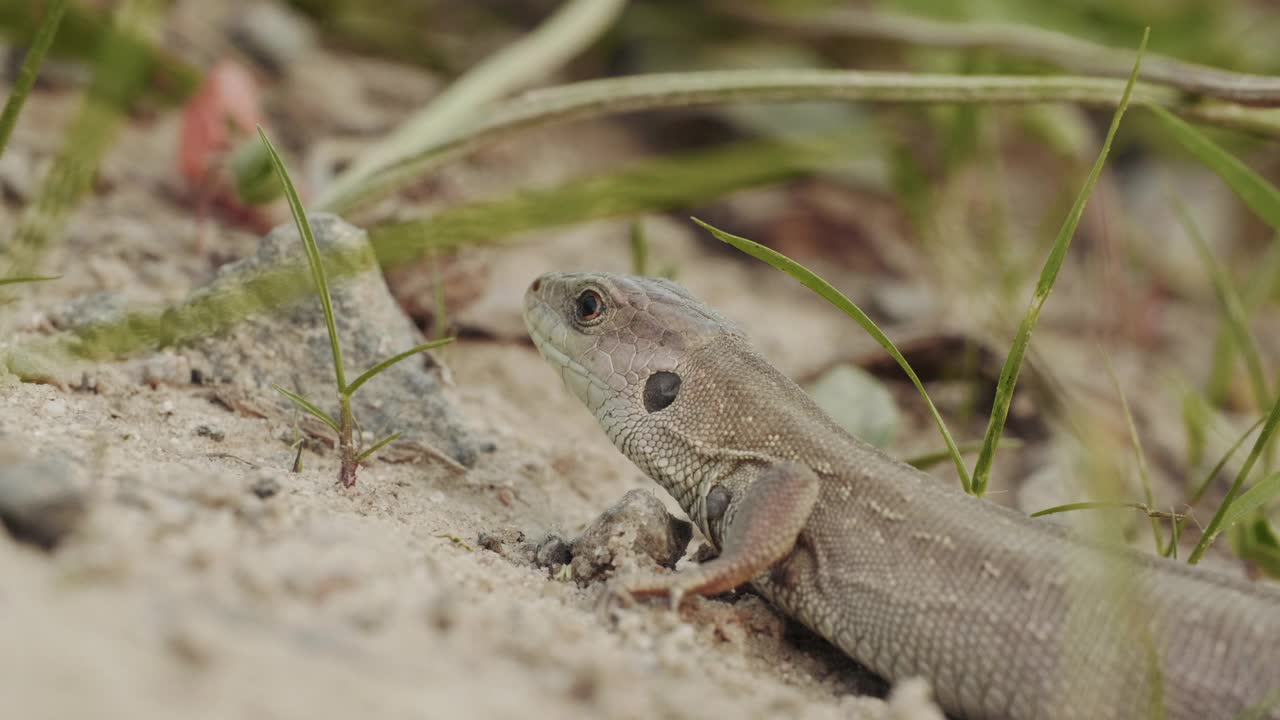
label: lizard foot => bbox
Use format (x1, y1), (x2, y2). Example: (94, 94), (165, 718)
(599, 575), (691, 620)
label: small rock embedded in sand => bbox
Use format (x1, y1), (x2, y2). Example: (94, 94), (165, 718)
(0, 443), (88, 550)
(569, 490), (692, 583)
(194, 424), (226, 442)
(182, 214), (477, 469)
(477, 527), (524, 556)
(249, 472), (281, 499)
(533, 534), (573, 569)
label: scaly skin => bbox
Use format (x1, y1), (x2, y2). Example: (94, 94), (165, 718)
(523, 271), (1280, 720)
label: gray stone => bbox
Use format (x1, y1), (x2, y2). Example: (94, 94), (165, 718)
(569, 490), (692, 584)
(0, 443), (88, 550)
(533, 534), (572, 569)
(229, 2), (317, 73)
(184, 214), (477, 468)
(805, 363), (900, 448)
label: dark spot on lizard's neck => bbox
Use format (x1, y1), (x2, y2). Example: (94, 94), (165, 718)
(644, 371), (681, 412)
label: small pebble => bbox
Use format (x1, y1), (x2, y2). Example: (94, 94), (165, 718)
(0, 445), (88, 550)
(194, 425), (226, 442)
(250, 474), (281, 500)
(569, 490), (692, 583)
(534, 535), (573, 569)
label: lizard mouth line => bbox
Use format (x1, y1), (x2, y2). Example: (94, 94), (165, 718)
(523, 301), (611, 395)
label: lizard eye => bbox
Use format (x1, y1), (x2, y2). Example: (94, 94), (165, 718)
(574, 289), (604, 323)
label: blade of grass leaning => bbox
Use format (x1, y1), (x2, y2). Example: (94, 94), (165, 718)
(1172, 196), (1270, 408)
(357, 432), (402, 463)
(0, 274), (59, 286)
(258, 126), (347, 393)
(272, 384), (340, 433)
(8, 131), (853, 375)
(970, 29), (1148, 497)
(1150, 105), (1280, 235)
(1206, 239), (1280, 407)
(1236, 689), (1280, 720)
(430, 251), (448, 342)
(1029, 501), (1132, 518)
(1167, 504), (1183, 559)
(629, 220), (650, 275)
(328, 67), (1280, 213)
(345, 338), (455, 397)
(1188, 390), (1280, 563)
(1216, 470), (1280, 540)
(1104, 352), (1165, 553)
(316, 0), (626, 209)
(1029, 501), (1181, 520)
(1190, 415), (1267, 504)
(1234, 517), (1280, 579)
(693, 217), (973, 494)
(721, 4), (1280, 106)
(0, 0), (66, 159)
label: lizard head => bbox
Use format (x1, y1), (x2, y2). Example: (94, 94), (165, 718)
(522, 271), (739, 422)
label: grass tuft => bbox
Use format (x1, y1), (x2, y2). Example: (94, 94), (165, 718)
(258, 127), (455, 487)
(1151, 106), (1280, 235)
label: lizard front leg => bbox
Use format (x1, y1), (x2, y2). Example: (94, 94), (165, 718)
(613, 461), (820, 610)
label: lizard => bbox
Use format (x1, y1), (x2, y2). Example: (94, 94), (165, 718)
(522, 270), (1280, 720)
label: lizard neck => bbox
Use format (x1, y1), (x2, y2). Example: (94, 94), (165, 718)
(596, 333), (827, 538)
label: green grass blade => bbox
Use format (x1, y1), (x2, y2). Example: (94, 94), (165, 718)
(357, 432), (402, 463)
(1104, 353), (1164, 553)
(725, 5), (1280, 106)
(0, 0), (66, 159)
(1217, 470), (1280, 540)
(317, 0), (625, 210)
(326, 67), (1280, 213)
(694, 217), (973, 493)
(2, 0), (152, 278)
(272, 384), (340, 433)
(970, 29), (1148, 497)
(1190, 415), (1267, 505)
(1150, 106), (1280, 235)
(0, 275), (60, 286)
(430, 251), (448, 342)
(1188, 392), (1280, 563)
(1167, 504), (1182, 559)
(1030, 501), (1143, 518)
(258, 127), (347, 393)
(1205, 241), (1280, 407)
(13, 133), (846, 371)
(345, 338), (455, 398)
(1236, 689), (1280, 720)
(629, 220), (649, 276)
(1172, 197), (1270, 408)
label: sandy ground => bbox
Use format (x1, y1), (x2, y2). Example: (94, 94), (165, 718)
(0, 220), (944, 720)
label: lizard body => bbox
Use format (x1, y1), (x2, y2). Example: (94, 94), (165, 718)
(523, 271), (1280, 720)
